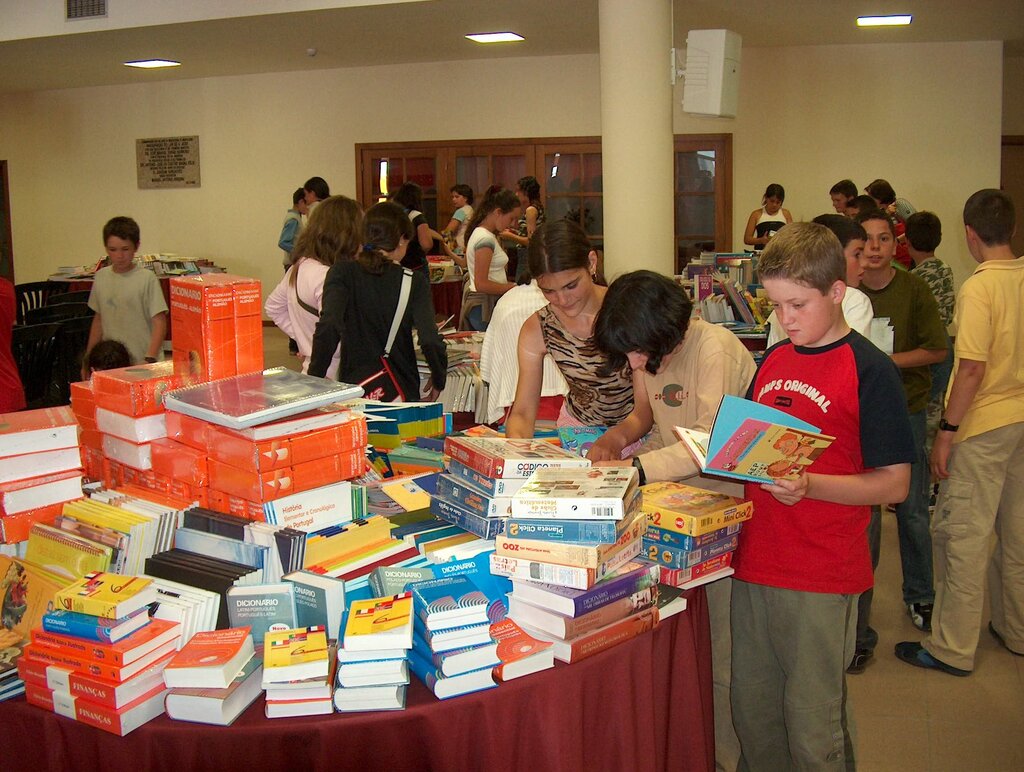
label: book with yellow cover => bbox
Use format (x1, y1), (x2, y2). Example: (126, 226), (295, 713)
(53, 572), (157, 619)
(0, 556), (66, 647)
(342, 592), (414, 651)
(262, 626), (329, 684)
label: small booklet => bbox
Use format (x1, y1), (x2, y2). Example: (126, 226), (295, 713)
(675, 395), (834, 484)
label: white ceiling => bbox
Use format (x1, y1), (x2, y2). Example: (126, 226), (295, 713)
(0, 0), (1021, 95)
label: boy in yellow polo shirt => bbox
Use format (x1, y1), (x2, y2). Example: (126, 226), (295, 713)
(896, 188), (1024, 675)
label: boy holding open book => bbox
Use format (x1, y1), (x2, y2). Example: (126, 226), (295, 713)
(732, 223), (914, 770)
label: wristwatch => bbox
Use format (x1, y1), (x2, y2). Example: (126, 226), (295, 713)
(631, 456), (647, 486)
(938, 418), (959, 433)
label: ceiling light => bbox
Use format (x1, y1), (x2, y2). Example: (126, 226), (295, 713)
(857, 15), (912, 27)
(465, 32), (524, 44)
(124, 59), (181, 69)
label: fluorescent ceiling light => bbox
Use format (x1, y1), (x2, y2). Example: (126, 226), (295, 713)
(124, 59), (181, 69)
(857, 15), (912, 27)
(465, 32), (524, 44)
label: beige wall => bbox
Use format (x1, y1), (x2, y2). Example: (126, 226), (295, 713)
(0, 40), (1004, 300)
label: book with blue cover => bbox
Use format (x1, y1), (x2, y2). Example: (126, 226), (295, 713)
(41, 607), (151, 644)
(412, 615), (493, 653)
(435, 474), (512, 518)
(428, 550), (511, 623)
(407, 646), (497, 700)
(645, 522), (743, 552)
(445, 459), (530, 497)
(504, 511), (634, 545)
(430, 495), (507, 540)
(411, 635), (499, 677)
(642, 533), (739, 569)
(410, 576), (490, 631)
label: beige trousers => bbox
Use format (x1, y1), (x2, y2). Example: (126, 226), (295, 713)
(925, 421), (1024, 669)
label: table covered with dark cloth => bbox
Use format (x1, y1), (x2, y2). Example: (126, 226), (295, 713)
(0, 587), (714, 772)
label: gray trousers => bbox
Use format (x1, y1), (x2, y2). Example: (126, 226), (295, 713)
(731, 580), (858, 772)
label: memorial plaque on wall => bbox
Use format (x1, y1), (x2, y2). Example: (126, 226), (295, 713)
(136, 135), (201, 189)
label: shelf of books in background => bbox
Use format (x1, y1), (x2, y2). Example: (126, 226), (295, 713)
(19, 572), (183, 735)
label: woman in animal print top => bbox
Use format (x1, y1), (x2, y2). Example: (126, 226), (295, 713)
(505, 220), (634, 442)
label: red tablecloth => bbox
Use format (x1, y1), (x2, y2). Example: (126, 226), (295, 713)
(0, 589), (714, 772)
(430, 280), (463, 324)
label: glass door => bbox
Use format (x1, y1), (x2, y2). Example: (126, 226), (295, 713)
(674, 135), (732, 273)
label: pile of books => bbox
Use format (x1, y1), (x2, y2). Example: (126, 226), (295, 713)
(169, 273), (264, 381)
(20, 573), (180, 736)
(0, 407), (85, 545)
(359, 401), (445, 450)
(408, 576), (498, 699)
(163, 626), (263, 726)
(638, 482), (752, 588)
(262, 625), (333, 717)
(496, 466), (661, 663)
(160, 370), (367, 520)
(335, 593), (414, 712)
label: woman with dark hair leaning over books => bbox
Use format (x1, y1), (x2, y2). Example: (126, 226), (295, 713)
(589, 270), (757, 772)
(308, 201), (447, 402)
(503, 220), (634, 446)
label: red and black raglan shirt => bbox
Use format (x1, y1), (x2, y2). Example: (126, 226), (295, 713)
(734, 332), (915, 595)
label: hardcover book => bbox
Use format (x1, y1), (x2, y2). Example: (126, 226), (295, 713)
(508, 560), (660, 617)
(17, 650), (174, 710)
(640, 482), (753, 538)
(283, 571), (346, 640)
(490, 617), (554, 681)
(24, 679), (168, 736)
(30, 617), (181, 667)
(53, 573), (157, 620)
(41, 607), (151, 645)
(495, 509), (647, 569)
(262, 626), (330, 683)
(225, 583), (297, 644)
(410, 576), (490, 631)
(508, 584), (658, 640)
(0, 406), (79, 458)
(675, 394), (834, 483)
(443, 436), (590, 479)
(522, 606), (659, 664)
(163, 367), (364, 430)
(407, 646), (497, 700)
(165, 655), (264, 726)
(163, 627), (254, 689)
(368, 565), (435, 597)
(510, 467), (639, 520)
(342, 593), (414, 651)
(445, 459), (529, 497)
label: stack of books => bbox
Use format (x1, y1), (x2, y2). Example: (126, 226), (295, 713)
(433, 436), (590, 542)
(160, 371), (367, 519)
(358, 402), (445, 450)
(20, 573), (179, 736)
(638, 482), (752, 588)
(163, 626), (263, 726)
(334, 593), (414, 712)
(408, 576), (498, 699)
(0, 407), (84, 545)
(69, 381), (103, 480)
(89, 362), (189, 492)
(261, 625), (333, 717)
(492, 466), (664, 664)
(169, 273), (264, 381)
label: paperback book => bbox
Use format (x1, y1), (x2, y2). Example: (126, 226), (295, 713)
(508, 560), (660, 618)
(640, 482), (753, 538)
(53, 573), (157, 620)
(675, 394), (834, 483)
(443, 436), (590, 479)
(163, 627), (254, 689)
(410, 576), (490, 631)
(165, 655), (263, 726)
(342, 593), (414, 651)
(263, 626), (330, 683)
(407, 646), (497, 700)
(510, 467), (639, 520)
(490, 618), (554, 681)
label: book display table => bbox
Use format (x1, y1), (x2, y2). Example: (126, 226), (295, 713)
(0, 588), (714, 771)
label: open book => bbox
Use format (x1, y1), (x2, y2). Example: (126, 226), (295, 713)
(674, 395), (834, 484)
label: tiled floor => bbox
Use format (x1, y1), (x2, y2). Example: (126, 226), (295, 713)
(262, 325), (1024, 770)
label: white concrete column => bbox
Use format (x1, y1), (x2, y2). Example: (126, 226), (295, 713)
(598, 0), (675, 278)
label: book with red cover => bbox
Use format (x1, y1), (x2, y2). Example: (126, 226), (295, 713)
(24, 679), (168, 736)
(443, 436), (589, 479)
(17, 650), (174, 709)
(30, 617), (181, 667)
(0, 470), (83, 517)
(490, 618), (554, 681)
(162, 627), (254, 689)
(0, 406), (79, 458)
(521, 606), (659, 664)
(24, 638), (180, 683)
(91, 361), (189, 418)
(163, 368), (363, 430)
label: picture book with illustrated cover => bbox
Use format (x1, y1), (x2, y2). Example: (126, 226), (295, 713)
(675, 395), (834, 484)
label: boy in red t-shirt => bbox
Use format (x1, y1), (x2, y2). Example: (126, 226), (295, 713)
(731, 222), (915, 769)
